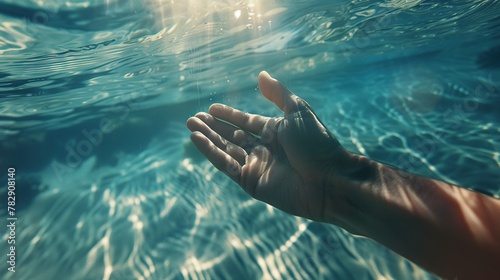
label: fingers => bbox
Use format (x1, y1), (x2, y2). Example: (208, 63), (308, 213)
(191, 112), (235, 138)
(187, 116), (247, 165)
(190, 112), (260, 151)
(209, 103), (270, 136)
(189, 131), (242, 183)
(258, 71), (296, 114)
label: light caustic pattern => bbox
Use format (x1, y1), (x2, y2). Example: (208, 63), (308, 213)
(0, 122), (434, 280)
(0, 0), (499, 279)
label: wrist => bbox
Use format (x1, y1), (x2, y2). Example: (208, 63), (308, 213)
(322, 152), (381, 235)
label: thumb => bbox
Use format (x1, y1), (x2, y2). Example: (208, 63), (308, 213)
(258, 71), (296, 114)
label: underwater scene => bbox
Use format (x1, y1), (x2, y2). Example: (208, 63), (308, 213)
(1, 0), (499, 279)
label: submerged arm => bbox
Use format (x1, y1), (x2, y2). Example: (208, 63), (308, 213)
(328, 156), (500, 279)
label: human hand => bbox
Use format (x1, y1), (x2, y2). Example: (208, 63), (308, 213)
(186, 71), (361, 222)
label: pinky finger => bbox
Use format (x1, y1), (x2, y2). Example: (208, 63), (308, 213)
(190, 131), (242, 183)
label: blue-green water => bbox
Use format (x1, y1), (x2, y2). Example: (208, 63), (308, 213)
(1, 0), (499, 279)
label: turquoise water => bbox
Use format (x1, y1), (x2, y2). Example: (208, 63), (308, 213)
(1, 0), (499, 279)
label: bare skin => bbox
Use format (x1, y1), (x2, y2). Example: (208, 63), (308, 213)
(186, 71), (500, 279)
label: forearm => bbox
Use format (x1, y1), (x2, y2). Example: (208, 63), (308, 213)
(327, 155), (500, 279)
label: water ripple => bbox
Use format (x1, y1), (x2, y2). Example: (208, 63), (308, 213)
(1, 0), (499, 279)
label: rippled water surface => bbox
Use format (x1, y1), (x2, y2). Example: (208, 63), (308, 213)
(1, 0), (499, 279)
